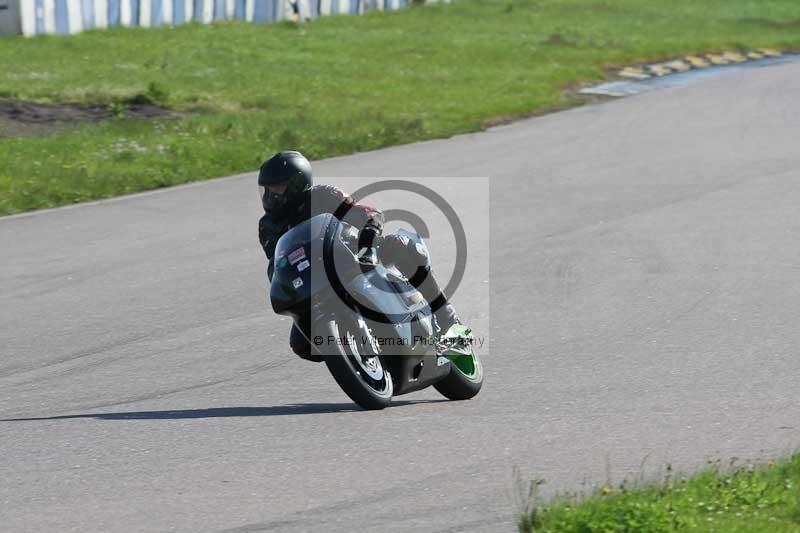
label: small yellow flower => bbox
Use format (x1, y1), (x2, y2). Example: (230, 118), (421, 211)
(601, 486), (614, 495)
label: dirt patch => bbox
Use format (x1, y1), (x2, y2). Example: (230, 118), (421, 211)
(0, 99), (175, 137)
(542, 32), (574, 47)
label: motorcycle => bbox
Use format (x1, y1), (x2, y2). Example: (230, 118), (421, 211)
(270, 212), (483, 410)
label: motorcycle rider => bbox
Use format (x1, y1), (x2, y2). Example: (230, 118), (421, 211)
(258, 150), (460, 360)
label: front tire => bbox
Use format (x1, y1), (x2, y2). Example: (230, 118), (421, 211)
(434, 349), (484, 400)
(322, 317), (393, 410)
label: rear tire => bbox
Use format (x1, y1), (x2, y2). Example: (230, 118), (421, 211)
(322, 317), (393, 410)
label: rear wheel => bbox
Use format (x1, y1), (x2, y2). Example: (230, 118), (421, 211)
(323, 317), (393, 410)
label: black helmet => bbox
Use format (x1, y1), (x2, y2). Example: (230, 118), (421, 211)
(258, 151), (313, 214)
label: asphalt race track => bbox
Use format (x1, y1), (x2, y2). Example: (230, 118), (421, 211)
(2, 62), (799, 532)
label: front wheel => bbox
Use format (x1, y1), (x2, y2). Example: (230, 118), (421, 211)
(434, 327), (484, 400)
(322, 317), (393, 410)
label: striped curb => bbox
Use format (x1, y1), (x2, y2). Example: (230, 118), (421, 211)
(579, 48), (797, 98)
(615, 48), (785, 80)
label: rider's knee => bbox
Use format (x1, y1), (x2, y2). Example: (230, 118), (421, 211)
(290, 327), (320, 362)
(290, 337), (309, 356)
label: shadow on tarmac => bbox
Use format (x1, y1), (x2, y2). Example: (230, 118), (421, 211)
(2, 400), (448, 422)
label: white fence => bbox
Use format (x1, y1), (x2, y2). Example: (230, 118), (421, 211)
(4, 0), (422, 37)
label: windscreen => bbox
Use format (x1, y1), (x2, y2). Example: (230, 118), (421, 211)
(271, 213), (338, 315)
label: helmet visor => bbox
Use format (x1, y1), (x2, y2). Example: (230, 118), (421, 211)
(260, 182), (290, 211)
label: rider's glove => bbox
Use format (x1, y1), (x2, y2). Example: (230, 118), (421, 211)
(356, 223), (382, 265)
(356, 246), (378, 265)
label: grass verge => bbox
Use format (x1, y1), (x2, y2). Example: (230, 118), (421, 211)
(1, 0), (800, 215)
(517, 455), (800, 532)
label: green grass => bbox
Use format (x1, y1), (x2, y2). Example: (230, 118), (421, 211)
(1, 0), (800, 215)
(517, 455), (800, 532)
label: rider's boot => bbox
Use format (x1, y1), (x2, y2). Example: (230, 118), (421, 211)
(382, 234), (463, 336)
(434, 302), (461, 337)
